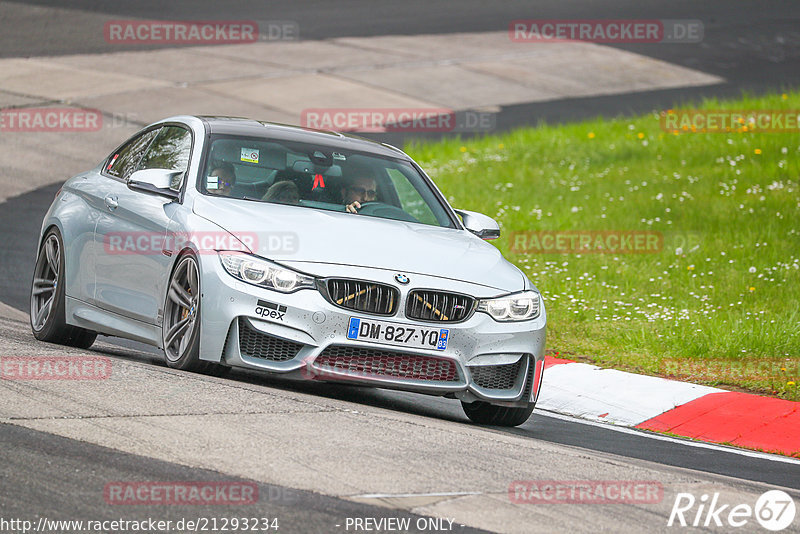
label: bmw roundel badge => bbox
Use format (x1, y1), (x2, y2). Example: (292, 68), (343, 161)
(395, 273), (410, 284)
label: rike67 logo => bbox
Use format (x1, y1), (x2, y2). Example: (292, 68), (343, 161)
(668, 490), (796, 531)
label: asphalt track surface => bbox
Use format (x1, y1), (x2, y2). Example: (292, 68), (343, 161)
(3, 182), (800, 531)
(2, 1), (800, 532)
(0, 424), (489, 534)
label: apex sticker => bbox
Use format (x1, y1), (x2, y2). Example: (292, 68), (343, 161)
(255, 299), (287, 321)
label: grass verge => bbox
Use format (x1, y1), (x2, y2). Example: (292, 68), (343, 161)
(407, 91), (800, 400)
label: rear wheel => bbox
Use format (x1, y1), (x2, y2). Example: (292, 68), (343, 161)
(162, 254), (229, 376)
(461, 401), (534, 427)
(30, 228), (96, 348)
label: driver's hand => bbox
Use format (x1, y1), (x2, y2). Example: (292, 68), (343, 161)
(345, 201), (361, 214)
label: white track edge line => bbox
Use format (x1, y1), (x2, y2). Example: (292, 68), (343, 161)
(536, 409), (800, 466)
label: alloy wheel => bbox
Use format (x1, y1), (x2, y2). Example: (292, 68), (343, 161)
(31, 234), (60, 331)
(163, 256), (200, 362)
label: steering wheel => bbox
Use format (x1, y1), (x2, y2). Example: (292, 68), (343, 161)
(355, 202), (419, 223)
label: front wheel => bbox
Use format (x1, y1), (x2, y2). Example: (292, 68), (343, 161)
(461, 401), (535, 427)
(162, 254), (229, 376)
(30, 228), (96, 348)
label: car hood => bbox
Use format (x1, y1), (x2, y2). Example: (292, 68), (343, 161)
(193, 195), (525, 292)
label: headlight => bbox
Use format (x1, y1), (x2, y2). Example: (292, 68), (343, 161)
(476, 290), (540, 322)
(218, 252), (315, 293)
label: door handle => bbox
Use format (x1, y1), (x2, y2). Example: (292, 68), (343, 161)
(104, 196), (118, 210)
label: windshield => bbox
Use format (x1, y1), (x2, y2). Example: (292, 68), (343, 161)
(200, 135), (455, 228)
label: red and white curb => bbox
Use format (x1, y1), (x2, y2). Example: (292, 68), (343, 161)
(538, 356), (800, 457)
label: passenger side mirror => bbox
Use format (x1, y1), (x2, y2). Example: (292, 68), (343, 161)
(454, 209), (501, 240)
(128, 169), (182, 200)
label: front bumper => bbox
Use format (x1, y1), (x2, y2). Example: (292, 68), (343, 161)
(198, 257), (546, 408)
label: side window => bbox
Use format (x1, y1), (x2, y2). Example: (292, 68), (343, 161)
(105, 129), (160, 180)
(138, 126), (192, 175)
(387, 168), (438, 225)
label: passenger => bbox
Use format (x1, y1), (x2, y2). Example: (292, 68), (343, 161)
(207, 162), (236, 197)
(263, 180), (300, 205)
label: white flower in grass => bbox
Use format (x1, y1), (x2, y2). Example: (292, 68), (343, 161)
(749, 266), (757, 273)
(675, 247), (683, 255)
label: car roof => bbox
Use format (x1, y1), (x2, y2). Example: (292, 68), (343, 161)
(195, 116), (409, 160)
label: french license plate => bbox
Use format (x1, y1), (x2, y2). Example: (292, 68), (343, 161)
(346, 317), (449, 351)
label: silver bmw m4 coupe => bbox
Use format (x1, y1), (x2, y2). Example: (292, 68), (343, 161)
(31, 116), (546, 426)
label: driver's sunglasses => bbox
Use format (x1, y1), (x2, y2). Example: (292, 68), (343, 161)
(348, 186), (377, 199)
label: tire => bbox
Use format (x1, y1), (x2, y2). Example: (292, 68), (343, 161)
(30, 228), (97, 349)
(162, 253), (229, 376)
(461, 401), (535, 427)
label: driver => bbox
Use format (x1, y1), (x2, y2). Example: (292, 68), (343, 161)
(341, 174), (378, 214)
(207, 162), (236, 197)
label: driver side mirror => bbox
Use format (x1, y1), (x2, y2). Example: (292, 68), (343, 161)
(454, 209), (500, 240)
(128, 169), (182, 200)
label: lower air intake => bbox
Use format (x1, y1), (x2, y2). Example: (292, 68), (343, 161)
(315, 345), (459, 382)
(238, 318), (303, 362)
(469, 358), (524, 390)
